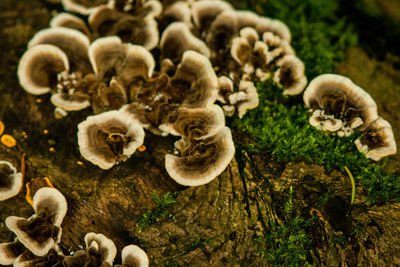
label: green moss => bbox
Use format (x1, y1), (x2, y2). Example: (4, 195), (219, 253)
(135, 192), (178, 232)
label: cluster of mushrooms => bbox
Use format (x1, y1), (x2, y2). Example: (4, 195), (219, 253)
(17, 0), (396, 188)
(0, 169), (149, 267)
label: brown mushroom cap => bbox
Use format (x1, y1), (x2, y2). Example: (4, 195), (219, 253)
(91, 77), (128, 114)
(18, 44), (69, 95)
(5, 187), (67, 256)
(0, 240), (25, 265)
(206, 10), (238, 53)
(216, 76), (234, 104)
(160, 22), (210, 63)
(121, 245), (149, 267)
(50, 13), (91, 37)
(273, 54), (307, 95)
(256, 17), (291, 43)
(191, 0), (233, 34)
(303, 74), (379, 133)
(84, 232), (117, 266)
(166, 50), (218, 108)
(165, 127), (235, 186)
(159, 104), (225, 140)
(77, 110), (145, 169)
(355, 117), (397, 161)
(235, 80), (259, 118)
(61, 0), (109, 15)
(28, 27), (91, 74)
(0, 160), (23, 201)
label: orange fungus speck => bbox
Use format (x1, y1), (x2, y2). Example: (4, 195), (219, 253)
(77, 161), (83, 165)
(1, 134), (16, 147)
(138, 145), (146, 152)
(49, 147), (55, 152)
(43, 129), (49, 134)
(0, 121), (4, 136)
(36, 98), (42, 103)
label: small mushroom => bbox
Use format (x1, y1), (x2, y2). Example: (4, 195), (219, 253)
(18, 44), (69, 95)
(216, 76), (234, 104)
(273, 54), (307, 95)
(61, 0), (109, 15)
(84, 233), (117, 266)
(165, 127), (235, 186)
(28, 27), (92, 74)
(165, 50), (218, 108)
(5, 187), (67, 256)
(355, 117), (397, 161)
(303, 74), (378, 136)
(0, 160), (23, 201)
(13, 249), (64, 266)
(159, 104), (225, 140)
(262, 31), (294, 63)
(160, 22), (210, 64)
(0, 240), (25, 265)
(91, 77), (128, 114)
(206, 10), (238, 56)
(158, 1), (191, 32)
(121, 245), (149, 267)
(50, 13), (91, 37)
(234, 80), (259, 118)
(77, 110), (145, 169)
(256, 17), (291, 43)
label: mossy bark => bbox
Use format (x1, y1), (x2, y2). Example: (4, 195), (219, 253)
(0, 0), (399, 266)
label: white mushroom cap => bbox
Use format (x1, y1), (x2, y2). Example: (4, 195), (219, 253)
(303, 74), (378, 131)
(50, 93), (91, 111)
(355, 117), (397, 161)
(0, 240), (25, 265)
(217, 76), (234, 104)
(165, 127), (235, 186)
(18, 44), (69, 95)
(77, 110), (145, 169)
(236, 80), (259, 118)
(61, 0), (108, 15)
(33, 187), (68, 227)
(191, 0), (233, 31)
(309, 109), (343, 132)
(256, 17), (291, 43)
(159, 104), (225, 140)
(0, 161), (23, 201)
(159, 1), (191, 31)
(235, 10), (260, 29)
(84, 233), (117, 266)
(273, 55), (307, 95)
(121, 245), (149, 267)
(143, 0), (163, 18)
(160, 22), (210, 62)
(50, 12), (90, 37)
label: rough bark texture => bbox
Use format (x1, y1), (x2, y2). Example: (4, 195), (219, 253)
(0, 0), (399, 266)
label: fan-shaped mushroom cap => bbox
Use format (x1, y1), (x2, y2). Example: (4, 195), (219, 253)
(78, 110), (145, 169)
(0, 240), (25, 265)
(256, 17), (291, 43)
(61, 0), (109, 15)
(91, 77), (128, 114)
(0, 161), (23, 201)
(84, 233), (117, 266)
(88, 36), (128, 80)
(121, 245), (149, 267)
(303, 74), (378, 134)
(166, 51), (218, 108)
(159, 104), (225, 140)
(28, 27), (91, 73)
(206, 10), (238, 53)
(160, 22), (210, 63)
(50, 13), (91, 37)
(159, 1), (191, 32)
(235, 80), (259, 118)
(5, 187), (67, 256)
(217, 76), (234, 104)
(18, 44), (69, 95)
(25, 177), (55, 207)
(191, 0), (233, 33)
(262, 32), (295, 63)
(355, 117), (397, 161)
(235, 10), (260, 29)
(14, 249), (64, 267)
(273, 55), (307, 95)
(165, 127), (235, 186)
(309, 109), (342, 132)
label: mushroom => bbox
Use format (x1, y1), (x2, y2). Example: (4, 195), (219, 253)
(91, 77), (128, 114)
(88, 4), (159, 50)
(164, 50), (218, 108)
(50, 13), (91, 38)
(25, 177), (55, 207)
(216, 76), (234, 104)
(303, 74), (379, 136)
(0, 160), (23, 201)
(159, 104), (225, 140)
(256, 17), (292, 43)
(165, 127), (235, 186)
(0, 240), (25, 265)
(5, 187), (67, 256)
(262, 31), (295, 63)
(233, 80), (259, 118)
(160, 22), (210, 64)
(121, 245), (149, 267)
(61, 0), (109, 15)
(64, 233), (117, 266)
(355, 117), (397, 161)
(12, 249), (64, 267)
(77, 110), (145, 169)
(273, 54), (307, 95)
(158, 1), (191, 32)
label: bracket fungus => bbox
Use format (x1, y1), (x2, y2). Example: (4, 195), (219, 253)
(0, 240), (26, 265)
(77, 110), (145, 169)
(61, 0), (109, 15)
(120, 245), (149, 267)
(273, 54), (307, 95)
(355, 117), (397, 161)
(0, 160), (23, 201)
(165, 127), (235, 186)
(5, 187), (67, 257)
(303, 74), (378, 136)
